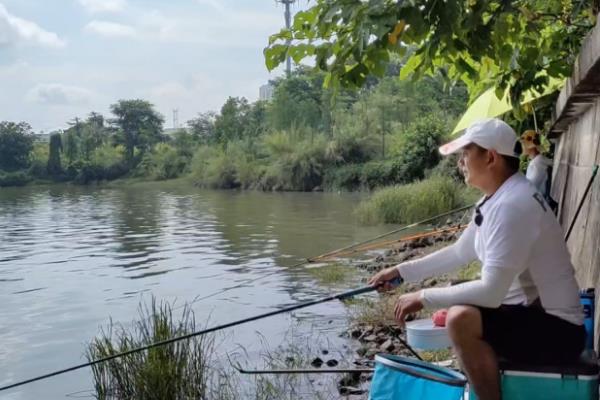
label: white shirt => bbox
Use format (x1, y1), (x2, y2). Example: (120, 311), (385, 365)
(526, 154), (551, 193)
(397, 173), (583, 325)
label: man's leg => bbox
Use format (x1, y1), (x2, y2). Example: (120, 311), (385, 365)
(446, 305), (500, 400)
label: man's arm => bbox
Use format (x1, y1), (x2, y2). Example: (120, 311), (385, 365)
(397, 222), (478, 283)
(420, 203), (538, 308)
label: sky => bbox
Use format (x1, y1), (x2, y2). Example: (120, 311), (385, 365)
(0, 0), (294, 133)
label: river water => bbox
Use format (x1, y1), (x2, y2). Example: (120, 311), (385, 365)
(0, 181), (400, 399)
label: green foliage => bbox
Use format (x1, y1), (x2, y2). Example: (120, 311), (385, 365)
(63, 129), (79, 164)
(265, 0), (597, 105)
(391, 115), (449, 181)
(457, 261), (482, 281)
(139, 143), (188, 180)
(324, 133), (380, 165)
(87, 297), (233, 400)
(81, 112), (109, 160)
(269, 74), (323, 131)
(90, 144), (126, 169)
(306, 263), (351, 286)
(171, 130), (199, 160)
(110, 99), (165, 168)
(30, 142), (50, 179)
(187, 112), (216, 143)
(260, 134), (327, 191)
(214, 97), (251, 144)
(0, 121), (34, 171)
(69, 145), (128, 184)
(355, 175), (468, 224)
(47, 133), (63, 177)
(0, 171), (31, 187)
(191, 145), (240, 189)
(5, 51), (469, 190)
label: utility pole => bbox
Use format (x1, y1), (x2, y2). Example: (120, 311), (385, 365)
(276, 0), (296, 76)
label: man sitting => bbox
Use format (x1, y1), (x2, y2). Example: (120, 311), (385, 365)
(369, 118), (584, 400)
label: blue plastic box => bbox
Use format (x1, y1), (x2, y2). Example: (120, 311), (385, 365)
(471, 354), (599, 400)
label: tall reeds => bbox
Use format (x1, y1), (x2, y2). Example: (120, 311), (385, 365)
(86, 298), (236, 400)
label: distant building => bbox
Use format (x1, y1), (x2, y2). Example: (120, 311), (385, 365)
(259, 83), (274, 101)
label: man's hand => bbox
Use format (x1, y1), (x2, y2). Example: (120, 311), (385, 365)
(394, 292), (424, 328)
(368, 267), (400, 292)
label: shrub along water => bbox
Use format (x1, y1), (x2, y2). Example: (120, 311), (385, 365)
(86, 298), (236, 400)
(355, 175), (473, 225)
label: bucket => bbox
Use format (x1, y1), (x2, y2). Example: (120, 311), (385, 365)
(580, 288), (595, 350)
(406, 318), (452, 350)
(369, 354), (467, 400)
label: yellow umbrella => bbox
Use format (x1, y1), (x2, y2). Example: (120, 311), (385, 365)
(452, 78), (565, 134)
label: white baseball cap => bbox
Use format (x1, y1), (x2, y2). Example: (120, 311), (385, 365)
(439, 118), (521, 158)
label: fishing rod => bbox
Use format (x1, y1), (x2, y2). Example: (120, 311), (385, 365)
(235, 366), (374, 374)
(309, 203), (474, 262)
(565, 164), (598, 242)
(0, 279), (401, 392)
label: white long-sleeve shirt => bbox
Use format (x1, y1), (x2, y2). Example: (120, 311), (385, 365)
(397, 173), (583, 325)
(525, 154), (551, 193)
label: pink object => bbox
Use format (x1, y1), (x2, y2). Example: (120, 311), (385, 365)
(432, 309), (448, 327)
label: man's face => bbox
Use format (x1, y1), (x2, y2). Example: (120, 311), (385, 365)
(458, 143), (489, 188)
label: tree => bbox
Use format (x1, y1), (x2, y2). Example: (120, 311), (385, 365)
(269, 74), (322, 131)
(244, 101), (269, 138)
(47, 133), (63, 176)
(0, 121), (34, 171)
(396, 115), (448, 181)
(172, 130), (198, 159)
(110, 99), (165, 168)
(265, 0), (598, 104)
(63, 129), (79, 164)
(81, 112), (108, 160)
(213, 97), (251, 144)
(187, 112), (216, 143)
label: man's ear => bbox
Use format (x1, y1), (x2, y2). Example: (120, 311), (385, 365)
(488, 150), (499, 166)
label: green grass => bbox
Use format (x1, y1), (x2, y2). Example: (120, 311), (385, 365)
(456, 261), (481, 281)
(419, 348), (454, 363)
(305, 263), (353, 286)
(355, 175), (471, 225)
(86, 297), (236, 400)
(346, 292), (403, 327)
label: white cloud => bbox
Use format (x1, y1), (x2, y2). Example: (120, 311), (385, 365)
(26, 83), (93, 105)
(0, 3), (65, 48)
(78, 0), (127, 14)
(84, 20), (136, 38)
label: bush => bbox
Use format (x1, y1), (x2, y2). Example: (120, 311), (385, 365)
(323, 164), (363, 191)
(139, 143), (188, 180)
(65, 145), (129, 184)
(87, 297), (235, 400)
(0, 170), (31, 187)
(191, 146), (239, 189)
(324, 134), (379, 165)
(90, 144), (126, 169)
(260, 138), (327, 191)
(390, 115), (449, 182)
(30, 142), (50, 179)
(355, 175), (468, 224)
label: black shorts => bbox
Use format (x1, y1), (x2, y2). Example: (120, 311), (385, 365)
(478, 304), (585, 364)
